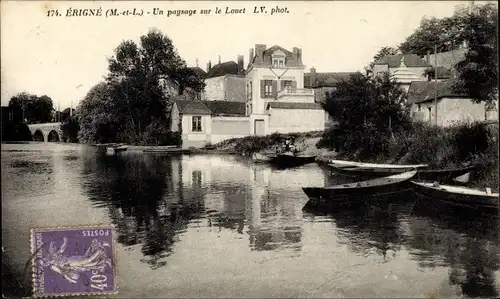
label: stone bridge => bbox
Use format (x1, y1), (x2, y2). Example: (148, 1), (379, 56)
(27, 122), (63, 142)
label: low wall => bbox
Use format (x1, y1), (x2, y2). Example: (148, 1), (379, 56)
(210, 116), (250, 144)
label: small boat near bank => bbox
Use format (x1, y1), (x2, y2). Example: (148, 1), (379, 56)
(302, 170), (417, 200)
(410, 181), (499, 210)
(270, 153), (317, 168)
(252, 152), (277, 163)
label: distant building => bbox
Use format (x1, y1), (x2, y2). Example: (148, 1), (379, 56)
(407, 80), (498, 126)
(372, 54), (429, 92)
(202, 56), (246, 102)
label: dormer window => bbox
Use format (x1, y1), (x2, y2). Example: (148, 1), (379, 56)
(272, 50), (286, 68)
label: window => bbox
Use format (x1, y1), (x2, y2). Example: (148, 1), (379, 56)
(264, 80), (273, 97)
(283, 80), (293, 89)
(418, 104), (421, 112)
(192, 116), (202, 132)
(272, 58), (285, 68)
(192, 170), (202, 187)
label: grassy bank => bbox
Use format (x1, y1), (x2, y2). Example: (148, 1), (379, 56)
(318, 121), (499, 191)
(213, 131), (326, 155)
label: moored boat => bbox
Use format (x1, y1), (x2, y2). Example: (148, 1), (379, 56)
(302, 170), (417, 200)
(252, 152), (277, 163)
(328, 159), (428, 169)
(415, 164), (475, 183)
(410, 181), (499, 210)
(328, 164), (417, 177)
(270, 153), (317, 168)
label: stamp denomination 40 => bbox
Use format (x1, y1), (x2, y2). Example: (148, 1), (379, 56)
(30, 226), (117, 297)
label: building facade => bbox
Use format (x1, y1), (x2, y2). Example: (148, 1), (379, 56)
(245, 44), (326, 135)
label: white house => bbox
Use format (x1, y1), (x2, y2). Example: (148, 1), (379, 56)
(245, 44), (327, 135)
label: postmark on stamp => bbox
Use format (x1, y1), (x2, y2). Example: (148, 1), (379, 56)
(30, 225), (117, 297)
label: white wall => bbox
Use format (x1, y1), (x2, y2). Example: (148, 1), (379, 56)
(210, 117), (251, 144)
(268, 108), (326, 133)
(181, 114), (211, 148)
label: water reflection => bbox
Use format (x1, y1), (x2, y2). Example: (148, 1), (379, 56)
(407, 200), (499, 298)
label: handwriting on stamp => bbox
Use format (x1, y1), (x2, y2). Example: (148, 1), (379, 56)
(31, 226), (117, 297)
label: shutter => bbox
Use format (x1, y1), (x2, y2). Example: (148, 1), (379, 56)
(260, 80), (265, 98)
(291, 80), (297, 89)
(280, 80), (285, 90)
(272, 80), (278, 99)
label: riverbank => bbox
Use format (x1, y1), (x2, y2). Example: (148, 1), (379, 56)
(211, 122), (498, 192)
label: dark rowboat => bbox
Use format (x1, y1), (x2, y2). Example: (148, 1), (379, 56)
(410, 181), (499, 210)
(302, 170), (417, 200)
(270, 153), (317, 168)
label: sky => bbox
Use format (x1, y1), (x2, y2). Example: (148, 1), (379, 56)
(0, 1), (484, 110)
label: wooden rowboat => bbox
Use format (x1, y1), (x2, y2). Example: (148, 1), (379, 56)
(302, 170), (417, 200)
(330, 164), (475, 183)
(270, 153), (317, 168)
(410, 181), (499, 210)
(328, 159), (428, 169)
(252, 152), (277, 163)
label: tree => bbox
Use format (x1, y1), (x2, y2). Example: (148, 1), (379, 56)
(101, 28), (205, 144)
(370, 47), (400, 68)
(321, 73), (410, 158)
(77, 82), (121, 144)
(453, 3), (498, 104)
(61, 116), (80, 143)
(8, 92), (54, 124)
(399, 5), (470, 56)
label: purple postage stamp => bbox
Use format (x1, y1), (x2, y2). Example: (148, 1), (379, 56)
(30, 226), (117, 297)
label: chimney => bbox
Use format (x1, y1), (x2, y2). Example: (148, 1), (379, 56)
(207, 61), (212, 72)
(249, 48), (254, 64)
(237, 55), (244, 74)
(218, 55), (221, 64)
(293, 47), (299, 62)
(196, 58), (199, 67)
(297, 48), (303, 65)
(255, 44), (266, 63)
(310, 67), (316, 87)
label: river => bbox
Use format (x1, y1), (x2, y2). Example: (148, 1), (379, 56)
(2, 142), (499, 298)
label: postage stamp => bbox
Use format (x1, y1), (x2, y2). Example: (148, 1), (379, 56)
(30, 226), (117, 297)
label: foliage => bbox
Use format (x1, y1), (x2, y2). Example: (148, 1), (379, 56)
(452, 3), (498, 104)
(320, 72), (410, 159)
(8, 92), (54, 124)
(399, 6), (469, 56)
(369, 46), (400, 68)
(1, 123), (32, 142)
(61, 116), (80, 143)
(77, 28), (205, 145)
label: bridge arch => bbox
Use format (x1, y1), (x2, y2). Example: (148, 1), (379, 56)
(27, 123), (63, 143)
(47, 130), (60, 142)
(33, 130), (44, 142)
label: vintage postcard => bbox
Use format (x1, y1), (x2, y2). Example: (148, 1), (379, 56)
(1, 1), (499, 298)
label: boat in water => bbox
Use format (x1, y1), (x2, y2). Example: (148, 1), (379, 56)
(410, 181), (499, 210)
(328, 159), (428, 169)
(252, 152), (277, 163)
(302, 170), (417, 200)
(330, 162), (475, 183)
(270, 152), (317, 168)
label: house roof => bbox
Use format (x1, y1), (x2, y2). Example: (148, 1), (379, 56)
(250, 45), (303, 68)
(407, 80), (468, 104)
(374, 54), (429, 68)
(426, 66), (453, 79)
(189, 66), (207, 79)
(425, 48), (467, 70)
(206, 61), (240, 78)
(202, 101), (246, 116)
(174, 99), (212, 115)
(304, 72), (359, 88)
(267, 102), (323, 110)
